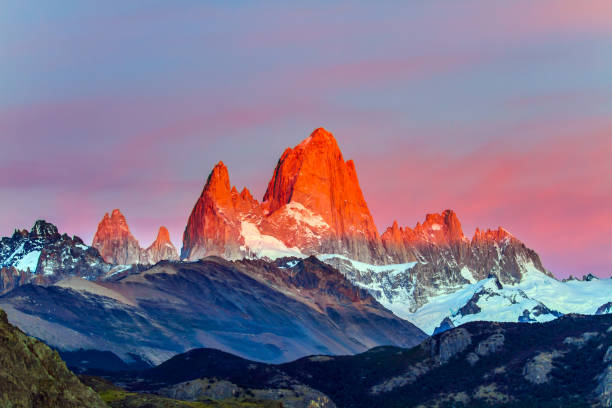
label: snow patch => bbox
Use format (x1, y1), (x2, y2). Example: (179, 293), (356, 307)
(283, 202), (329, 229)
(107, 265), (132, 277)
(240, 221), (304, 260)
(460, 266), (476, 284)
(15, 250), (41, 273)
(318, 254), (417, 276)
(431, 224), (442, 231)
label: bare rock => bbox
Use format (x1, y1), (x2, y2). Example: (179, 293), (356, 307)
(439, 328), (472, 364)
(476, 332), (505, 356)
(523, 350), (563, 384)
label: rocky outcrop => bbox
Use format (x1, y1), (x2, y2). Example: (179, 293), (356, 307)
(475, 333), (505, 356)
(596, 365), (612, 407)
(159, 378), (336, 408)
(598, 303), (612, 315)
(563, 331), (600, 348)
(0, 308), (106, 407)
(438, 328), (472, 364)
(93, 209), (178, 265)
(523, 350), (563, 384)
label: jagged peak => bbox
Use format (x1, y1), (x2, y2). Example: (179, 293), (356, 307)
(240, 187), (254, 201)
(30, 220), (59, 237)
(296, 127), (338, 150)
(416, 209), (464, 240)
(206, 161), (230, 189)
(472, 226), (513, 242)
(155, 226), (171, 243)
(200, 161), (234, 207)
(93, 209), (134, 239)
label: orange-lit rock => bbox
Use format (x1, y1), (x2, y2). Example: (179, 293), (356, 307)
(262, 127), (385, 262)
(143, 226), (179, 264)
(181, 162), (261, 260)
(381, 210), (549, 287)
(92, 209), (142, 265)
(182, 128), (386, 263)
(93, 210), (178, 265)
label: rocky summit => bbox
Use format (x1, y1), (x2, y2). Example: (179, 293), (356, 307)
(182, 128), (384, 263)
(93, 209), (143, 265)
(142, 226), (179, 264)
(0, 220), (110, 294)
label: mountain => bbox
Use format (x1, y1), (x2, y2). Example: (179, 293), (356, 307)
(182, 128), (385, 263)
(0, 256), (425, 365)
(0, 307), (106, 407)
(93, 209), (178, 265)
(262, 128), (385, 263)
(326, 249), (612, 335)
(178, 128), (565, 332)
(92, 209), (142, 264)
(106, 313), (612, 408)
(143, 226), (179, 264)
(322, 210), (560, 332)
(0, 220), (110, 294)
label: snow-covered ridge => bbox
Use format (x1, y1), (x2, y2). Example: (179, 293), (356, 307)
(318, 256), (612, 335)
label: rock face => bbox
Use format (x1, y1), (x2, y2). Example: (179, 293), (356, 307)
(182, 128), (385, 263)
(523, 350), (563, 385)
(0, 220), (110, 294)
(143, 226), (179, 264)
(381, 210), (549, 286)
(93, 209), (177, 265)
(598, 302), (612, 315)
(181, 162), (253, 260)
(262, 128), (384, 262)
(92, 209), (142, 264)
(0, 308), (106, 408)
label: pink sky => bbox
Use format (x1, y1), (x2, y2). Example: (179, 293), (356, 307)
(1, 1), (611, 278)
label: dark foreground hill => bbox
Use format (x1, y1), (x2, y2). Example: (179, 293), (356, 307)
(108, 314), (612, 408)
(0, 308), (106, 408)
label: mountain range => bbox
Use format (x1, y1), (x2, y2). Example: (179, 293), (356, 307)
(0, 127), (610, 370)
